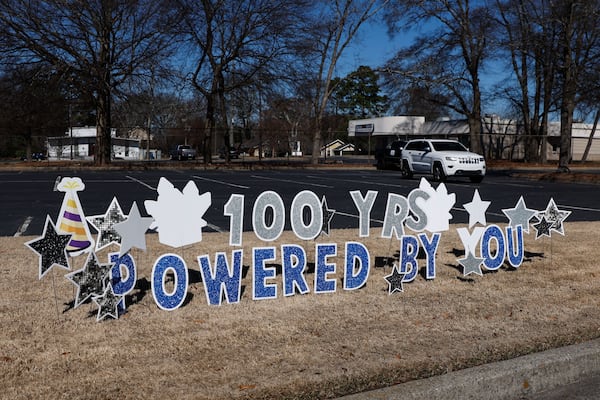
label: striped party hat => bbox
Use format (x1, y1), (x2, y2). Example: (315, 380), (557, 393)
(56, 177), (94, 255)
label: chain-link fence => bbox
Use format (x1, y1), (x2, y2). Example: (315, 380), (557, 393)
(1, 127), (599, 162)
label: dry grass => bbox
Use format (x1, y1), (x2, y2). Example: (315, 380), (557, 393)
(2, 223), (600, 399)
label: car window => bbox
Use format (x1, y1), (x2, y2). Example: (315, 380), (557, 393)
(431, 141), (467, 152)
(405, 141), (419, 151)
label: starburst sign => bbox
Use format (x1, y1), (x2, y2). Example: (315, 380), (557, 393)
(144, 178), (212, 248)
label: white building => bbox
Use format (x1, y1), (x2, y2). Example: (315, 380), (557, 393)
(347, 116), (425, 138)
(47, 127), (141, 160)
(348, 115), (600, 161)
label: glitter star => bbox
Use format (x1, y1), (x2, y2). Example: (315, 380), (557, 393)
(92, 283), (123, 321)
(538, 198), (571, 236)
(502, 196), (537, 234)
(458, 251), (484, 276)
(463, 189), (490, 228)
(320, 196), (335, 236)
(65, 252), (113, 308)
(384, 264), (405, 294)
(87, 197), (126, 251)
(113, 202), (154, 256)
(532, 216), (553, 239)
(25, 216), (72, 279)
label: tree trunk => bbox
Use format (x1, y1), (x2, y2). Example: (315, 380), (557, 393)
(581, 109), (600, 161)
(558, 82), (575, 171)
(95, 2), (113, 166)
(468, 74), (483, 155)
(96, 89), (112, 166)
(311, 116), (322, 165)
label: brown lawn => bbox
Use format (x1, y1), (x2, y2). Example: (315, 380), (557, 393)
(1, 223), (600, 399)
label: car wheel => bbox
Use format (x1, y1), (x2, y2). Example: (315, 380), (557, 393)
(401, 160), (413, 179)
(470, 176), (483, 183)
(433, 163), (446, 182)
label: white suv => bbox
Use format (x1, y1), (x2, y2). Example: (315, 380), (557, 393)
(401, 139), (485, 183)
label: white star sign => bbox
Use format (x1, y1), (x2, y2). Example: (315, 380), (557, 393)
(463, 189), (490, 228)
(113, 202), (154, 257)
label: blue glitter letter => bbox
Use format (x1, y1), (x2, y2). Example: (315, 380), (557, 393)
(418, 233), (440, 279)
(109, 252), (136, 312)
(282, 245), (309, 296)
(399, 235), (419, 282)
(344, 242), (370, 290)
(151, 254), (188, 311)
(253, 247), (277, 300)
(481, 225), (506, 271)
(315, 243), (337, 293)
(198, 250), (243, 305)
(506, 226), (524, 268)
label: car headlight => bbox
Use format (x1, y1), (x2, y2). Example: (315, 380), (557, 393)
(445, 156), (458, 161)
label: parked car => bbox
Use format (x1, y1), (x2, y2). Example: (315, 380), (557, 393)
(219, 146), (240, 159)
(21, 152), (46, 161)
(170, 145), (196, 161)
(400, 139), (485, 183)
(376, 140), (407, 170)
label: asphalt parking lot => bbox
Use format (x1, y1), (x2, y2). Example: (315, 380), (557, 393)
(2, 167), (599, 237)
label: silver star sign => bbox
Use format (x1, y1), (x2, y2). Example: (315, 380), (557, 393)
(113, 202), (154, 257)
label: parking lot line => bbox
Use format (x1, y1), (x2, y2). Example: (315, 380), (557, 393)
(14, 216), (33, 237)
(192, 175), (249, 189)
(126, 175), (156, 191)
(252, 175), (333, 188)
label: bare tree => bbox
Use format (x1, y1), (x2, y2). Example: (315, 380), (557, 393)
(495, 0), (559, 163)
(554, 0), (600, 171)
(295, 0), (387, 164)
(383, 0), (493, 154)
(0, 0), (178, 165)
(178, 0), (304, 163)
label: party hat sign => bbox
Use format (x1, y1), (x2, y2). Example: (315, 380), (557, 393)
(56, 177), (94, 256)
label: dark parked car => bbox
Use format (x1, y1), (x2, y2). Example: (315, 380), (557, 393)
(21, 152), (46, 161)
(219, 147), (240, 159)
(376, 140), (407, 170)
(170, 145), (196, 161)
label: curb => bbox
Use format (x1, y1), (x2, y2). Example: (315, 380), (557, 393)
(338, 339), (600, 400)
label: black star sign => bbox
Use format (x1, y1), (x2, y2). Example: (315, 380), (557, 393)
(25, 215), (72, 279)
(384, 263), (405, 294)
(65, 252), (113, 308)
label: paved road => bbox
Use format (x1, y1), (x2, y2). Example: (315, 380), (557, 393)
(2, 168), (599, 237)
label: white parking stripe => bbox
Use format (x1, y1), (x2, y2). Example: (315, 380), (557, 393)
(207, 223), (225, 233)
(192, 175), (249, 189)
(308, 175), (410, 188)
(14, 216), (33, 237)
(252, 175), (334, 188)
(126, 175), (156, 190)
(559, 204), (600, 213)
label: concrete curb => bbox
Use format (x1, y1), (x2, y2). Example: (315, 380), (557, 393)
(338, 339), (600, 400)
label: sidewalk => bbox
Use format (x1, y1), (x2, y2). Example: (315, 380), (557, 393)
(338, 339), (600, 400)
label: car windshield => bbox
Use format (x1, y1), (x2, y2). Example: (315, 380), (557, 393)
(431, 141), (467, 152)
(180, 145), (191, 149)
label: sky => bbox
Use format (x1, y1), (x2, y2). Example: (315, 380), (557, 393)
(338, 20), (508, 115)
(337, 21), (408, 76)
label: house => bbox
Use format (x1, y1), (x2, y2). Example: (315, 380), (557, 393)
(47, 127), (141, 160)
(320, 139), (356, 157)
